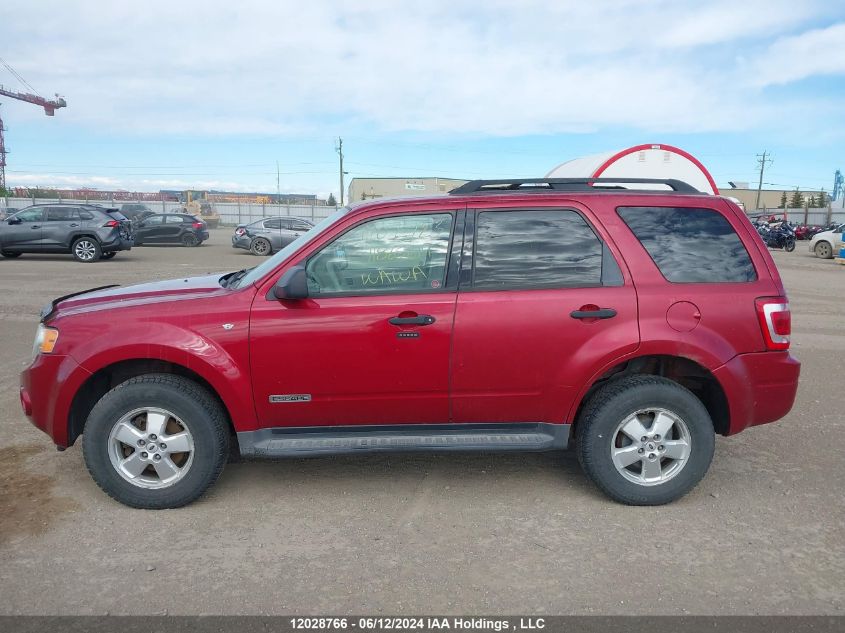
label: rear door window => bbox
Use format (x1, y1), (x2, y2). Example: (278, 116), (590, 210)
(264, 218), (282, 230)
(46, 207), (78, 221)
(618, 206), (756, 283)
(472, 209), (608, 289)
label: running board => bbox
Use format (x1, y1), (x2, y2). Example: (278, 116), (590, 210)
(237, 423), (570, 458)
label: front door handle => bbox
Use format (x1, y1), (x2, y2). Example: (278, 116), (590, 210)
(69, 223), (79, 227)
(389, 314), (436, 326)
(31, 225), (41, 229)
(571, 308), (617, 319)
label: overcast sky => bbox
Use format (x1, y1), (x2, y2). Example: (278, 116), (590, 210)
(1, 0), (844, 199)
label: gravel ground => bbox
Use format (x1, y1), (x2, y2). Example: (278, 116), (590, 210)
(0, 231), (843, 615)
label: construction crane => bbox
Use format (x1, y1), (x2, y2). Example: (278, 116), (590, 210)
(0, 57), (67, 190)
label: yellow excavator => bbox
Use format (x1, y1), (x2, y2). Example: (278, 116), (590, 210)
(181, 190), (221, 229)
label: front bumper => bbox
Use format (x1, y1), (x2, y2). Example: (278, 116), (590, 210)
(712, 351), (801, 435)
(20, 353), (91, 448)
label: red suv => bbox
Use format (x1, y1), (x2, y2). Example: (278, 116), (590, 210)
(19, 178), (800, 508)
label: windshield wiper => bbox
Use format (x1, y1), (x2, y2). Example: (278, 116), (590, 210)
(222, 268), (253, 289)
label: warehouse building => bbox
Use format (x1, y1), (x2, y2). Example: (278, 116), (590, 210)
(347, 177), (468, 203)
(721, 184), (825, 210)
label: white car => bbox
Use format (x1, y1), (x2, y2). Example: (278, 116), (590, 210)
(809, 224), (844, 259)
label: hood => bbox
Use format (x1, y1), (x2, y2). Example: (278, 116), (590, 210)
(44, 274), (231, 322)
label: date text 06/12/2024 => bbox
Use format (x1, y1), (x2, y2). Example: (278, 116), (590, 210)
(289, 618), (546, 631)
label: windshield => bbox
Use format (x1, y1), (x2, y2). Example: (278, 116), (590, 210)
(232, 208), (349, 288)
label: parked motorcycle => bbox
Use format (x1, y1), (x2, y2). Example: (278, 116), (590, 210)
(757, 222), (796, 252)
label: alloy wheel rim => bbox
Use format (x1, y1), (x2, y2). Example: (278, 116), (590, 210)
(610, 407), (691, 487)
(75, 241), (96, 260)
(107, 407), (195, 489)
(253, 239), (269, 254)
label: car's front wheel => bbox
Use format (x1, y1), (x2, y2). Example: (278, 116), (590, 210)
(814, 241), (833, 259)
(71, 237), (101, 262)
(82, 374), (229, 509)
(576, 375), (715, 505)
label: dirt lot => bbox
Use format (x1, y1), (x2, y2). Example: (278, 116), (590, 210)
(0, 231), (843, 615)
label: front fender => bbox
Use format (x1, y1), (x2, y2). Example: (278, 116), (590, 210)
(64, 320), (257, 431)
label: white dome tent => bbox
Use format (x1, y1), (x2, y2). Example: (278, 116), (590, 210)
(546, 144), (719, 195)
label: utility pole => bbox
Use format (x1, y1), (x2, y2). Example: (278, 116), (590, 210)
(754, 151), (772, 210)
(276, 161), (281, 206)
(335, 137), (344, 205)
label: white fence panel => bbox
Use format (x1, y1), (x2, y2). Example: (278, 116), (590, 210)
(1, 197), (338, 226)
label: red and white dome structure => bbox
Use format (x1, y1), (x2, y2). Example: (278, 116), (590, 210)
(546, 143), (719, 195)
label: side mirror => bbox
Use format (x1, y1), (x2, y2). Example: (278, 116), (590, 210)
(7, 217), (21, 225)
(272, 265), (309, 300)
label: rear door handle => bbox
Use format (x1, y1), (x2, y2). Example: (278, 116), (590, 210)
(389, 315), (436, 326)
(31, 225), (41, 229)
(570, 308), (617, 319)
(69, 223), (79, 227)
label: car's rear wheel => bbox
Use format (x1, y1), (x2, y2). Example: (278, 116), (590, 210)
(82, 374), (229, 509)
(575, 375), (715, 505)
(72, 237), (101, 263)
(250, 237), (272, 256)
(814, 241), (833, 259)
(181, 233), (199, 247)
(100, 252), (117, 260)
(1, 251), (21, 258)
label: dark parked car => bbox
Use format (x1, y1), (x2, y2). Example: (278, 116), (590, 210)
(20, 178), (799, 509)
(119, 203), (157, 227)
(134, 213), (209, 247)
(0, 204), (133, 262)
(231, 216), (314, 255)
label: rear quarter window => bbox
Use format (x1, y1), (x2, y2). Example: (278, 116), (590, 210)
(617, 206), (756, 283)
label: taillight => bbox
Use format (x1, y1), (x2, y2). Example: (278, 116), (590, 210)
(192, 222), (203, 229)
(235, 228), (246, 236)
(755, 297), (791, 351)
(102, 220), (119, 228)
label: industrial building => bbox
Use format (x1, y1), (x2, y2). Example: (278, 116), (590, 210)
(720, 185), (825, 211)
(347, 177), (468, 202)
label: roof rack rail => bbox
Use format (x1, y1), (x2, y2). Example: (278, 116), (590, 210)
(449, 177), (700, 195)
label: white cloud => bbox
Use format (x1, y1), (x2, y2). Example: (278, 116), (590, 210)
(0, 0), (841, 138)
(749, 22), (845, 87)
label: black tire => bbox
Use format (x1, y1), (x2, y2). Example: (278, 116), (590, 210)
(71, 236), (101, 263)
(100, 252), (117, 260)
(814, 241), (833, 259)
(181, 233), (199, 247)
(82, 374), (229, 509)
(250, 237), (272, 256)
(575, 375), (715, 506)
(1, 251), (21, 258)
(784, 238), (796, 252)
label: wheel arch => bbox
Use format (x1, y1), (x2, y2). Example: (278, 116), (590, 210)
(68, 358), (240, 449)
(570, 354), (730, 437)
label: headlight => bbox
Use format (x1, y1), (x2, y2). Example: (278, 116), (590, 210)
(33, 324), (59, 357)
